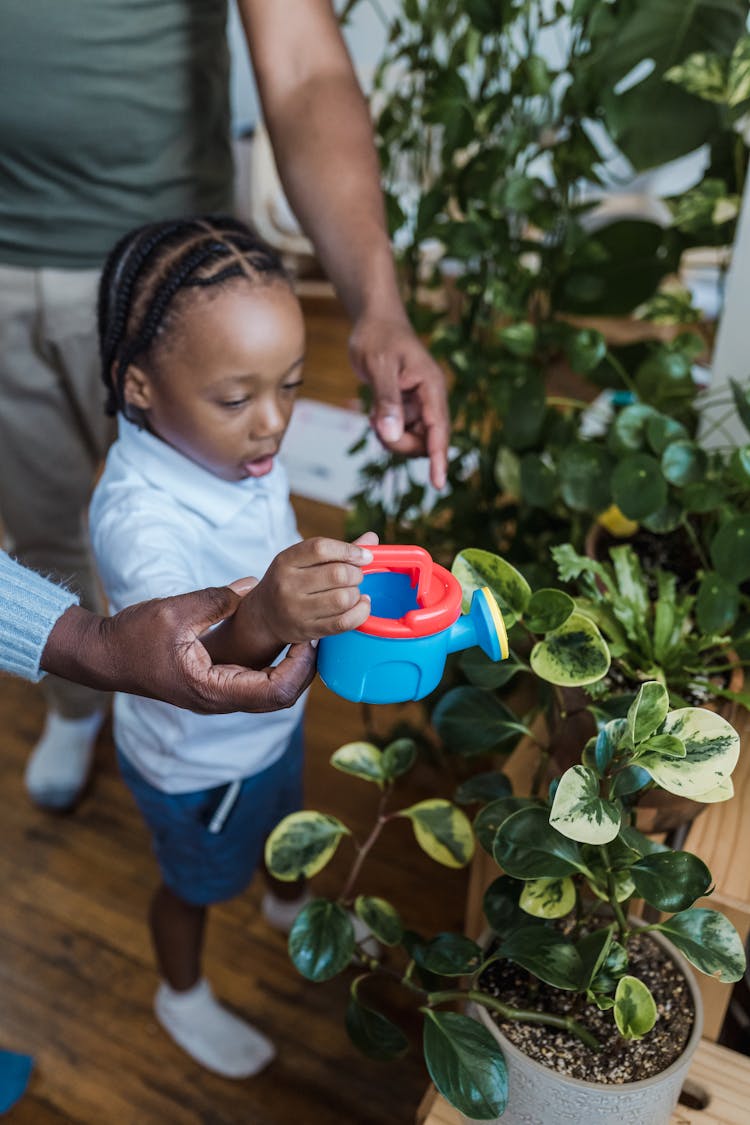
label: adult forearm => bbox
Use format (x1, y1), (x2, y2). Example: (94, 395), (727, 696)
(267, 73), (401, 322)
(40, 605), (118, 690)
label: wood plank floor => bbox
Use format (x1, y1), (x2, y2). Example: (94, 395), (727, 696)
(0, 296), (467, 1124)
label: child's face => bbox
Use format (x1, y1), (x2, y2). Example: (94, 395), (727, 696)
(126, 280), (305, 481)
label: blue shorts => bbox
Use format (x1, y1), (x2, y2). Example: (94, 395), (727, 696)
(116, 725), (304, 906)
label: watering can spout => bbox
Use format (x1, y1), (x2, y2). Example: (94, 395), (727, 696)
(447, 587), (509, 662)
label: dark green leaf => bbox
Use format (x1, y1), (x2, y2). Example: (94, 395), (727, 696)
(525, 589), (575, 633)
(289, 899), (355, 982)
(432, 686), (528, 755)
(422, 1010), (508, 1119)
(455, 771), (513, 807)
(413, 933), (483, 977)
(710, 517), (750, 583)
(631, 851), (712, 912)
(696, 571), (740, 633)
(346, 982), (409, 1060)
(493, 806), (588, 879)
(500, 927), (583, 990)
(612, 453), (668, 520)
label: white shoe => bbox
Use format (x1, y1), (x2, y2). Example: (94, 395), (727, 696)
(24, 709), (106, 810)
(154, 979), (275, 1079)
(261, 890), (381, 958)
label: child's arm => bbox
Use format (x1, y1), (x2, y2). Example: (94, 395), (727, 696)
(201, 536), (374, 669)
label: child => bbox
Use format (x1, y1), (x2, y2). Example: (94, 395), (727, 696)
(89, 216), (374, 1079)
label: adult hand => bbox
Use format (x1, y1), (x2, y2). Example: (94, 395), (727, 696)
(349, 313), (449, 490)
(40, 583), (316, 714)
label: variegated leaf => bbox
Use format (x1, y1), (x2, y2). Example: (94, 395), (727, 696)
(452, 548), (531, 624)
(665, 52), (727, 103)
(265, 811), (350, 881)
(519, 877), (576, 919)
(614, 976), (657, 1039)
(530, 612), (611, 687)
(638, 708), (740, 800)
(728, 36), (750, 107)
(331, 741), (384, 786)
(398, 799), (475, 868)
(549, 765), (621, 844)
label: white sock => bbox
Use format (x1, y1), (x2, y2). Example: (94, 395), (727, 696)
(154, 978), (275, 1079)
(262, 889), (380, 957)
(24, 709), (106, 810)
(261, 888), (312, 935)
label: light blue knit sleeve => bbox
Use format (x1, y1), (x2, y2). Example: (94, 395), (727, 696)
(0, 552), (79, 682)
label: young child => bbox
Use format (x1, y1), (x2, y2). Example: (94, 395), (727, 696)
(89, 216), (375, 1079)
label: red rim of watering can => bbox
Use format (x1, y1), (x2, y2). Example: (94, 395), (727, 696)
(358, 545), (463, 639)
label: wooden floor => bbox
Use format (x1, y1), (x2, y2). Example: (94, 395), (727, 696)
(0, 297), (467, 1124)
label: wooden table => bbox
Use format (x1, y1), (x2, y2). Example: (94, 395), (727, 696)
(416, 1038), (750, 1124)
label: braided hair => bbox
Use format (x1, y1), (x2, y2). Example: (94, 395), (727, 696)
(97, 215), (289, 416)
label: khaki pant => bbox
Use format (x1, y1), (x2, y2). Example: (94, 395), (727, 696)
(0, 264), (114, 717)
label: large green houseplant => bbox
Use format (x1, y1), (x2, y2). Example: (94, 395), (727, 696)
(265, 675), (745, 1121)
(344, 0), (750, 578)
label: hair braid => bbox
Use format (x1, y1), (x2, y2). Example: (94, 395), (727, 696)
(97, 216), (288, 416)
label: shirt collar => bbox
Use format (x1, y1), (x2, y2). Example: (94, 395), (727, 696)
(115, 416), (282, 527)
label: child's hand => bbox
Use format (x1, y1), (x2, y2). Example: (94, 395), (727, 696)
(201, 535), (377, 671)
(252, 535), (375, 648)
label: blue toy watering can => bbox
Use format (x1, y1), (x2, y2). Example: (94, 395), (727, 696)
(318, 545), (509, 704)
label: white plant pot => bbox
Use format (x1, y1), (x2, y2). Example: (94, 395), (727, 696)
(463, 929), (703, 1125)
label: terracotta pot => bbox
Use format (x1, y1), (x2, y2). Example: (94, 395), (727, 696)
(464, 928), (703, 1125)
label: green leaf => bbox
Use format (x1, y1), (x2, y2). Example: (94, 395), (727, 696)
(558, 442), (613, 512)
(664, 51), (728, 102)
(525, 589), (575, 633)
(613, 404), (659, 452)
(565, 329), (607, 374)
(696, 571), (740, 633)
(638, 734), (686, 759)
(656, 909), (746, 983)
(578, 927), (615, 990)
(520, 452), (557, 508)
(619, 825), (669, 857)
(661, 441), (707, 486)
(550, 765), (621, 844)
(530, 612), (611, 687)
(730, 378), (750, 436)
(289, 899), (355, 982)
(639, 707), (740, 800)
(500, 927), (583, 990)
(499, 322), (537, 357)
(452, 549), (531, 624)
(710, 517), (750, 584)
(483, 875), (527, 937)
(346, 979), (409, 1060)
(459, 647), (523, 690)
(331, 741), (384, 787)
(474, 797), (537, 855)
(591, 938), (630, 994)
(519, 877), (576, 920)
(594, 719), (628, 774)
(398, 799), (475, 868)
(493, 806), (588, 879)
(611, 764), (652, 798)
(354, 896), (403, 947)
(503, 368), (547, 451)
(422, 1010), (508, 1120)
(647, 414), (689, 454)
(382, 738), (417, 780)
(730, 445), (750, 486)
(627, 681), (670, 745)
(432, 686), (529, 755)
(631, 851), (712, 912)
(614, 976), (658, 1040)
(642, 501), (683, 534)
(612, 453), (668, 520)
(455, 771), (512, 807)
(413, 933), (483, 977)
(265, 811), (350, 881)
(728, 36), (750, 105)
(682, 481), (724, 513)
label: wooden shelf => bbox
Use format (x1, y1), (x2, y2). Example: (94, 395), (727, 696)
(417, 1039), (750, 1125)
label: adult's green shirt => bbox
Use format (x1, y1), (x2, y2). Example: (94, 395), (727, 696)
(0, 0), (234, 268)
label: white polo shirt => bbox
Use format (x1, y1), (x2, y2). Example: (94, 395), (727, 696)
(89, 417), (306, 794)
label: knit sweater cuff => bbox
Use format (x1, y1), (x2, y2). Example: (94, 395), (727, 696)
(0, 553), (80, 682)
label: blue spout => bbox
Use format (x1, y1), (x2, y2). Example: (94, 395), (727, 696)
(447, 587), (509, 661)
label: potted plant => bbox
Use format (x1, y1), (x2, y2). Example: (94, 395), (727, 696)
(264, 678), (745, 1122)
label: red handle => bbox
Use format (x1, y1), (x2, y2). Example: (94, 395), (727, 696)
(362, 544), (433, 603)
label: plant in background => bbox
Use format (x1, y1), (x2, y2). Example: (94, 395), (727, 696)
(343, 0), (750, 576)
(265, 681), (745, 1119)
(550, 541), (750, 710)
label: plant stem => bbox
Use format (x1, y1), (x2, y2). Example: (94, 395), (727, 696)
(680, 516), (710, 572)
(340, 794), (390, 903)
(600, 844), (629, 942)
(427, 990), (601, 1051)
